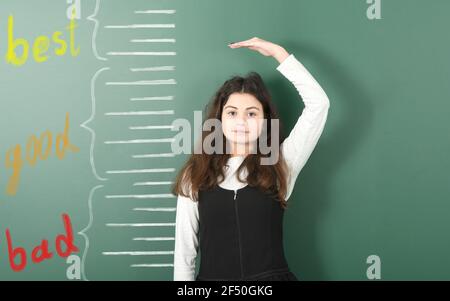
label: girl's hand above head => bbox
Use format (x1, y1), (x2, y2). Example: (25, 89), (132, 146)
(228, 37), (290, 64)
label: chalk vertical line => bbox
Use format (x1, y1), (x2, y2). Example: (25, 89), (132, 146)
(80, 0), (107, 282)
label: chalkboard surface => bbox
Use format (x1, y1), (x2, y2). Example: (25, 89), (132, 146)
(0, 0), (449, 280)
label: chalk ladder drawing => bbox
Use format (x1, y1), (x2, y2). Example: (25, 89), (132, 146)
(79, 0), (178, 280)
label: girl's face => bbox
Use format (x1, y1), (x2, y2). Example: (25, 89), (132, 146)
(221, 93), (264, 148)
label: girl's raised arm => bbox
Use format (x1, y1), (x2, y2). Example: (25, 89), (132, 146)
(229, 37), (330, 200)
(276, 54), (330, 200)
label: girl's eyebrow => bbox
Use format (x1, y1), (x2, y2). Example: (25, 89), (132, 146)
(224, 105), (260, 111)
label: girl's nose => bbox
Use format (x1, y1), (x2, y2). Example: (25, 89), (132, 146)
(235, 118), (247, 127)
(235, 124), (247, 131)
(239, 112), (249, 122)
(235, 115), (246, 123)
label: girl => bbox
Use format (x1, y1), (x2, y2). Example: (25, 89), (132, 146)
(172, 37), (330, 281)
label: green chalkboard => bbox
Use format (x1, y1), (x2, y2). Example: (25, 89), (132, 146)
(0, 0), (449, 280)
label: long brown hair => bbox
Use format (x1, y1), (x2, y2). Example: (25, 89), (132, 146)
(172, 71), (289, 208)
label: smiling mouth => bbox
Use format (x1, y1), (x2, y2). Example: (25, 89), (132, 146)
(233, 130), (249, 134)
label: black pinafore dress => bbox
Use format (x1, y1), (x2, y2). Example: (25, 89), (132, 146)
(195, 184), (298, 281)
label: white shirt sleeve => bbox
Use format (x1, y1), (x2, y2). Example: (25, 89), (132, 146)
(173, 192), (199, 281)
(277, 54), (330, 201)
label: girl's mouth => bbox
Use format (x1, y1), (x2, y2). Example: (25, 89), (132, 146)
(233, 130), (249, 134)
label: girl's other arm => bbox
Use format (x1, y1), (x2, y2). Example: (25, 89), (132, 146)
(173, 193), (199, 281)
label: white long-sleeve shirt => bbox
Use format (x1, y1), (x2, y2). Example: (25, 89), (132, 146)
(173, 54), (330, 281)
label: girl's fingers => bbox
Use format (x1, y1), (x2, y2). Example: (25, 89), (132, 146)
(229, 45), (260, 52)
(229, 42), (258, 49)
(228, 44), (246, 49)
(239, 41), (256, 47)
(230, 39), (257, 46)
(228, 38), (270, 52)
(229, 37), (263, 47)
(230, 40), (249, 45)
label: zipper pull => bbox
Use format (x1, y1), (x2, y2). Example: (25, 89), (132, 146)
(233, 190), (237, 200)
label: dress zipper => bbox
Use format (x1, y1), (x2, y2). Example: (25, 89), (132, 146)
(233, 189), (244, 279)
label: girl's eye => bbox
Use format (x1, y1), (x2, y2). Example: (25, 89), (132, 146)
(248, 112), (257, 117)
(227, 111), (236, 117)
